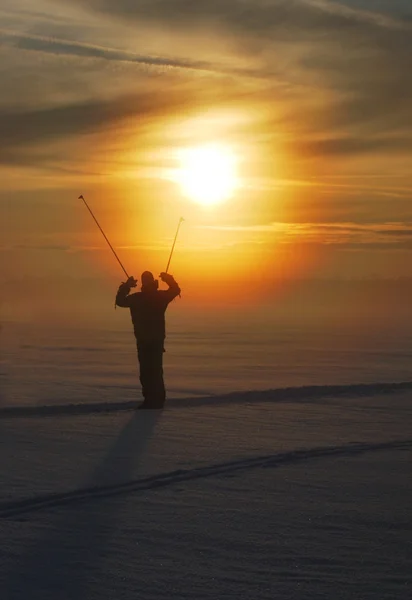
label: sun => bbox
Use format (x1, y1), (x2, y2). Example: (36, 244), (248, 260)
(177, 144), (238, 206)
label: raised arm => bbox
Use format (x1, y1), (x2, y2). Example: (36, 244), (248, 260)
(115, 276), (137, 308)
(159, 272), (181, 303)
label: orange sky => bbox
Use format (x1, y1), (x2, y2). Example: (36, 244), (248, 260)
(1, 0), (412, 320)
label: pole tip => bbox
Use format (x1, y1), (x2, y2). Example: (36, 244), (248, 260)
(78, 194), (84, 200)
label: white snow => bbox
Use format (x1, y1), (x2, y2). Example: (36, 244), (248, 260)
(1, 388), (411, 599)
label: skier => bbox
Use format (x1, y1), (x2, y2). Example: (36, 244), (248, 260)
(116, 271), (181, 409)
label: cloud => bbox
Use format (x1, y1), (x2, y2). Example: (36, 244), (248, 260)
(72, 0), (412, 138)
(0, 28), (243, 76)
(0, 243), (72, 251)
(76, 0), (409, 35)
(1, 0), (411, 199)
(293, 135), (412, 157)
(199, 221), (412, 249)
(0, 90), (194, 165)
(0, 241), (172, 253)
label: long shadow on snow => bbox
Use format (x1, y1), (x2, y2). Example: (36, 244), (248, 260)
(1, 412), (160, 600)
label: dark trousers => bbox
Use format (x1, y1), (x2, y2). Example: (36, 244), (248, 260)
(137, 342), (166, 408)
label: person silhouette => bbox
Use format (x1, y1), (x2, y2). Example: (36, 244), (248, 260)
(116, 271), (181, 409)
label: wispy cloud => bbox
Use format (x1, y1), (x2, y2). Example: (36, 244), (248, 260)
(73, 0), (412, 137)
(0, 28), (245, 76)
(0, 90), (196, 167)
(75, 0), (411, 34)
(2, 0), (411, 169)
(199, 221), (412, 249)
(1, 0), (411, 259)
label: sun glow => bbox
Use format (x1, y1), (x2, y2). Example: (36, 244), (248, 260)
(177, 144), (238, 206)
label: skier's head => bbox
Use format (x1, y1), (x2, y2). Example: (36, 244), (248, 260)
(141, 270), (158, 292)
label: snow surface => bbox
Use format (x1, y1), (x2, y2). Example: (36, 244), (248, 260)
(1, 388), (411, 599)
(2, 316), (412, 407)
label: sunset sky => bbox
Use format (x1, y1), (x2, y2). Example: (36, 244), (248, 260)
(1, 0), (411, 317)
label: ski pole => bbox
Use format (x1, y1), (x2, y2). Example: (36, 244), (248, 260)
(79, 194), (130, 280)
(165, 217), (184, 274)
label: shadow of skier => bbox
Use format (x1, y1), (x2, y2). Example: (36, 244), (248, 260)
(2, 411), (161, 600)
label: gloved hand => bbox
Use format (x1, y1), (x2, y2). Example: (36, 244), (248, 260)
(127, 276), (137, 288)
(159, 272), (175, 285)
(120, 276), (137, 290)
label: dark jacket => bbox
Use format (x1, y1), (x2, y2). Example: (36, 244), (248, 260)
(116, 278), (180, 343)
